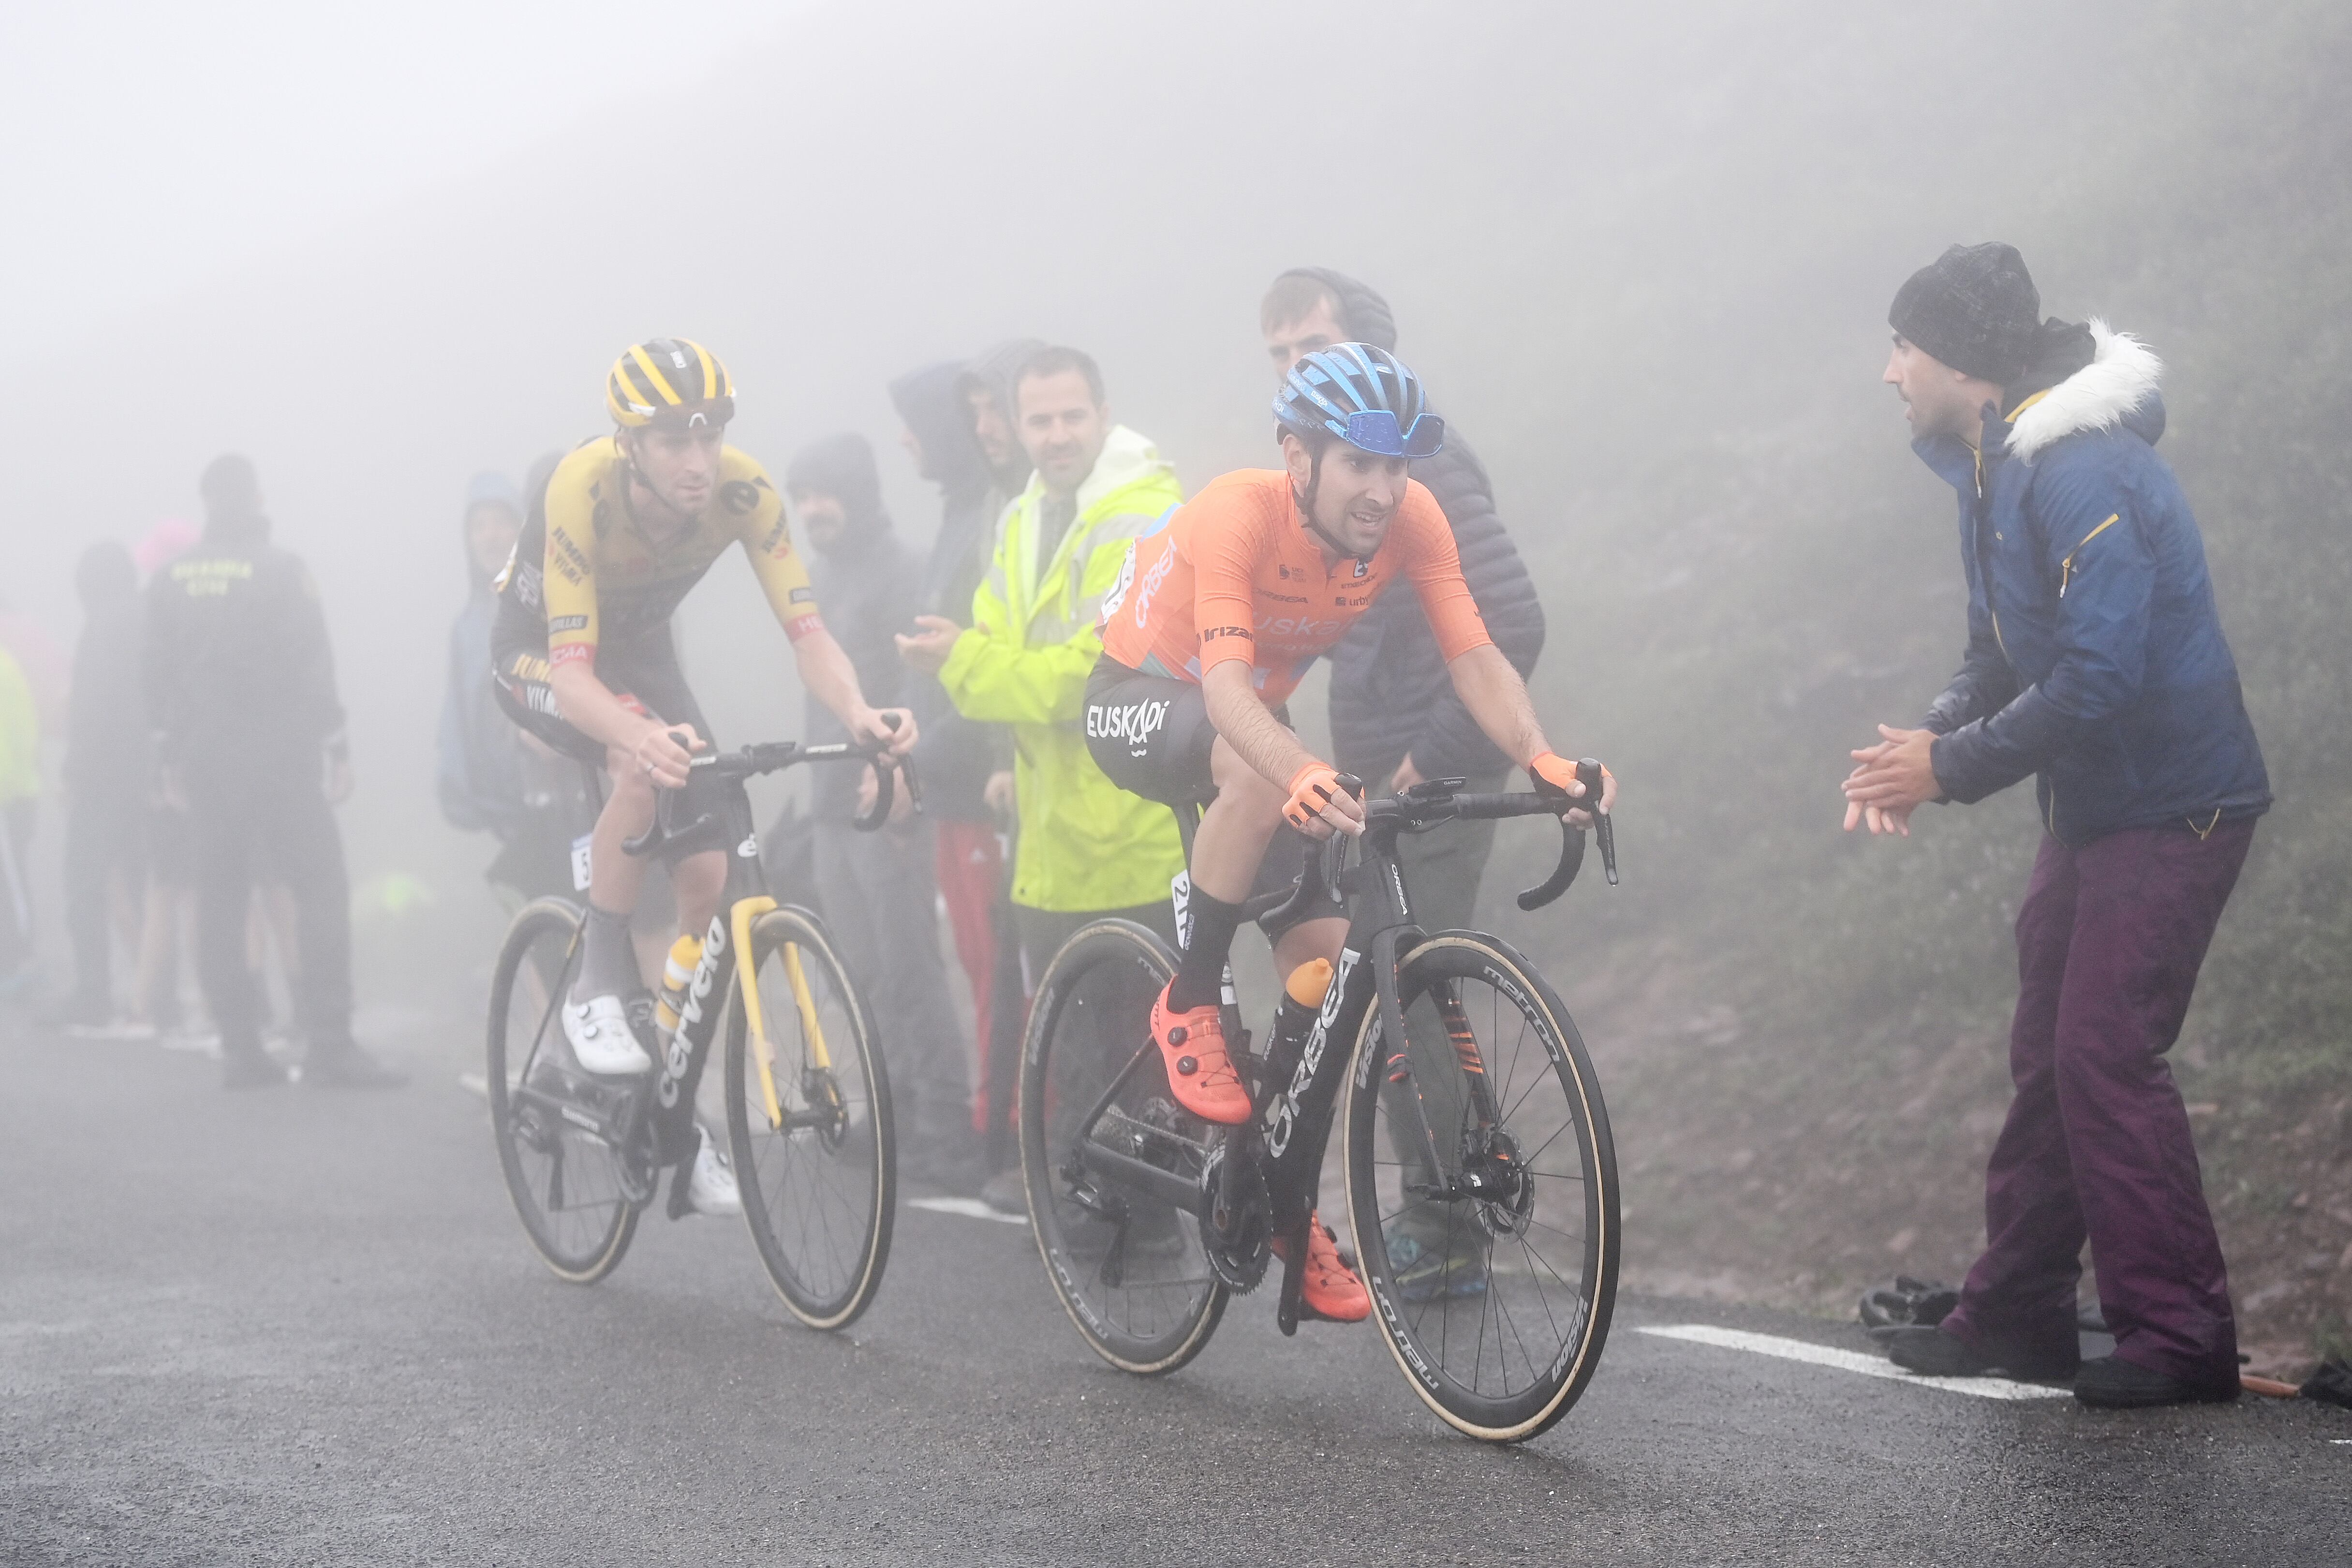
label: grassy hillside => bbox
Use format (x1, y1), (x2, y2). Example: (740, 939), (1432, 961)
(1486, 1), (2352, 1367)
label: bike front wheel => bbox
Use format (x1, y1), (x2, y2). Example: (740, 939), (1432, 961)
(1018, 919), (1227, 1375)
(487, 897), (639, 1284)
(724, 905), (894, 1331)
(1342, 932), (1618, 1442)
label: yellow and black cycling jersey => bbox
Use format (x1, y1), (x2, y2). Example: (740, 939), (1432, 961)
(497, 438), (822, 670)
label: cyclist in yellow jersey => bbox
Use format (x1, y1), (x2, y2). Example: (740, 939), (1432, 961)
(492, 340), (915, 1213)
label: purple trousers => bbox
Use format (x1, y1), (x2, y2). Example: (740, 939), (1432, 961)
(1942, 818), (2254, 1387)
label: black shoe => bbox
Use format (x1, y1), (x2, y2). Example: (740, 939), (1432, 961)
(301, 1046), (409, 1090)
(1885, 1325), (2078, 1381)
(222, 1052), (290, 1091)
(2073, 1354), (2238, 1409)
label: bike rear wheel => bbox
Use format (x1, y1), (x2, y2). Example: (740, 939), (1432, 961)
(724, 906), (894, 1331)
(1018, 919), (1226, 1375)
(1342, 932), (1618, 1442)
(487, 898), (639, 1284)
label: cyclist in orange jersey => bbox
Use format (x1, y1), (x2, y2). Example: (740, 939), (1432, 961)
(1084, 343), (1615, 1320)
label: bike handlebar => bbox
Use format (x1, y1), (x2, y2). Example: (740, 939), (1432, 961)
(621, 717), (921, 858)
(1245, 758), (1617, 924)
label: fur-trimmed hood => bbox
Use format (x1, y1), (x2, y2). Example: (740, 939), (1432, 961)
(2006, 320), (2163, 463)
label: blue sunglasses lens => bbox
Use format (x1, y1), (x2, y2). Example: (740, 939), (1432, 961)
(1343, 410), (1443, 458)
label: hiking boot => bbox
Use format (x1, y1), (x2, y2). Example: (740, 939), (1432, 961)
(1149, 984), (1249, 1125)
(222, 1050), (289, 1091)
(1272, 1213), (1370, 1322)
(1885, 1324), (2077, 1382)
(1386, 1227), (1489, 1303)
(2074, 1355), (2238, 1409)
(302, 1045), (409, 1090)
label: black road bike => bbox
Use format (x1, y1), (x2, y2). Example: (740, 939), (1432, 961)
(1017, 764), (1620, 1441)
(486, 734), (911, 1330)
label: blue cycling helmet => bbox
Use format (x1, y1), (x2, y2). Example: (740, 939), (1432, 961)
(1272, 343), (1444, 459)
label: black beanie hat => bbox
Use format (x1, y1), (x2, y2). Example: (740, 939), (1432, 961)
(1278, 266), (1398, 352)
(1889, 242), (2041, 385)
(786, 432), (885, 527)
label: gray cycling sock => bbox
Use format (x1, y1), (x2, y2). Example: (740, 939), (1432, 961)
(570, 904), (641, 1005)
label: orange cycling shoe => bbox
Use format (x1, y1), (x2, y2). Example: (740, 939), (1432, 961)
(1150, 983), (1251, 1124)
(1272, 1213), (1371, 1322)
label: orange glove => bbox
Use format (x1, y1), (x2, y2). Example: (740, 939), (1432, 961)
(1284, 762), (1344, 830)
(1530, 752), (1609, 802)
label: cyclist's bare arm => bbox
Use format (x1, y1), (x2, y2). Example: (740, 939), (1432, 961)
(1443, 643), (1616, 818)
(789, 624), (918, 756)
(1202, 660), (1365, 836)
(547, 661), (704, 788)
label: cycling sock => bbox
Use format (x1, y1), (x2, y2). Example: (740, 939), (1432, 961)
(571, 904), (640, 1004)
(1168, 888), (1243, 1013)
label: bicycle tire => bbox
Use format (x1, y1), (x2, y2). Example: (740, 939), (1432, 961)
(724, 905), (894, 1331)
(487, 897), (639, 1284)
(1019, 919), (1227, 1376)
(1342, 932), (1618, 1442)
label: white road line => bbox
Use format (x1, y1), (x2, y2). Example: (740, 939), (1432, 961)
(1636, 1324), (2071, 1400)
(908, 1197), (1027, 1227)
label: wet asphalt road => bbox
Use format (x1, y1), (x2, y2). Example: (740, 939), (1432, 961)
(3, 1017), (2347, 1568)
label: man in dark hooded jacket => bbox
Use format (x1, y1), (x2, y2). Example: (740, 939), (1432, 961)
(145, 454), (404, 1090)
(889, 360), (1028, 1183)
(437, 467), (589, 903)
(1848, 242), (2269, 1409)
(787, 432), (978, 1186)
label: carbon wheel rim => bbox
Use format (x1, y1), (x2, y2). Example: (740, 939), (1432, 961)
(488, 901), (637, 1282)
(1020, 921), (1227, 1374)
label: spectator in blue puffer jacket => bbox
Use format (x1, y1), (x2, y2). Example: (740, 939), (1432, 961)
(1845, 241), (2269, 1411)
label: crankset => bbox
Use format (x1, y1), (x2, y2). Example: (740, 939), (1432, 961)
(1200, 1141), (1272, 1292)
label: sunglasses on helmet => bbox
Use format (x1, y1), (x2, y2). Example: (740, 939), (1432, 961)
(1342, 408), (1445, 459)
(641, 396), (735, 432)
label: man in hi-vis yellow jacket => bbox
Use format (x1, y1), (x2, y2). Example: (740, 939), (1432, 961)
(897, 344), (1187, 996)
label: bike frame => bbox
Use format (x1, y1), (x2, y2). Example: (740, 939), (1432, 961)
(1065, 775), (1603, 1331)
(505, 740), (896, 1214)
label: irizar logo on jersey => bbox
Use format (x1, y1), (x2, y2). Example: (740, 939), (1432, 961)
(1266, 946), (1360, 1158)
(658, 914), (729, 1108)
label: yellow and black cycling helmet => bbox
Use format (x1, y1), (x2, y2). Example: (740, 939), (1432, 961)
(606, 338), (736, 430)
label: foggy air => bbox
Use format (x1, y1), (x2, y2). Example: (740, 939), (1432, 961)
(3, 2), (2348, 1561)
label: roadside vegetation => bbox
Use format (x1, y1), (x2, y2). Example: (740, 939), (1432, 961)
(1476, 1), (2352, 1369)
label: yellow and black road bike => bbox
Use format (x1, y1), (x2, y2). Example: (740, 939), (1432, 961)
(486, 734), (910, 1330)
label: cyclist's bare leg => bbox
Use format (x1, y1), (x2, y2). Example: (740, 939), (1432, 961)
(669, 849), (726, 943)
(1192, 735), (1287, 901)
(1272, 917), (1346, 981)
(586, 744), (658, 921)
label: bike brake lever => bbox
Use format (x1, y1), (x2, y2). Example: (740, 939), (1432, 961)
(1579, 756), (1618, 887)
(1516, 759), (1614, 909)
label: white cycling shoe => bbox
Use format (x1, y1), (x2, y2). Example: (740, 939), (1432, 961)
(687, 1125), (743, 1217)
(561, 993), (653, 1075)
